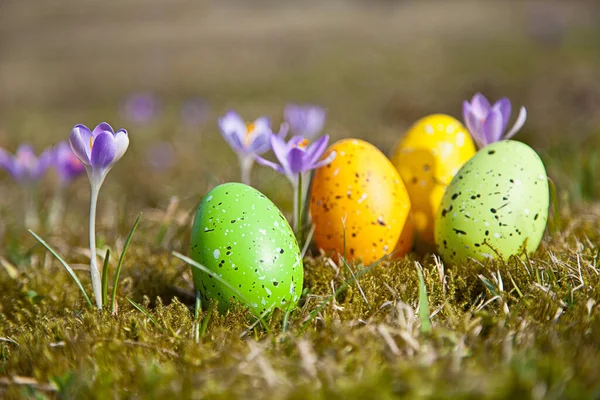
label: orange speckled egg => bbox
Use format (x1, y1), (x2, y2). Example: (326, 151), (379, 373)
(391, 114), (476, 245)
(310, 139), (411, 264)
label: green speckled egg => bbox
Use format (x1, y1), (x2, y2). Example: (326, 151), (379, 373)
(190, 183), (303, 316)
(435, 140), (549, 264)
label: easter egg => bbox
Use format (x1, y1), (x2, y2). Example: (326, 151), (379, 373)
(393, 212), (414, 258)
(310, 139), (411, 264)
(190, 183), (303, 316)
(435, 140), (549, 264)
(391, 114), (476, 245)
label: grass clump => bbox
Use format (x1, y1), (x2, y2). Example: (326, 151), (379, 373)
(1, 209), (600, 398)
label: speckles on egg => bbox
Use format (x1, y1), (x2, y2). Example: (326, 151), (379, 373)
(310, 139), (411, 264)
(435, 140), (550, 264)
(391, 114), (476, 245)
(190, 183), (303, 317)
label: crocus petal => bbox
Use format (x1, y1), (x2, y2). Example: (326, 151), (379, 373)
(14, 145), (38, 180)
(0, 148), (12, 170)
(218, 111), (247, 153)
(311, 150), (337, 169)
(255, 155), (286, 175)
(302, 107), (326, 138)
(305, 134), (330, 166)
(495, 98), (512, 134)
(92, 122), (114, 137)
(463, 101), (486, 147)
(54, 141), (85, 183)
(483, 108), (504, 144)
(284, 105), (302, 130)
(34, 148), (54, 179)
(112, 129), (130, 163)
(218, 111), (246, 133)
(69, 124), (93, 165)
(287, 147), (307, 175)
(16, 144), (35, 159)
(277, 122), (289, 139)
(245, 117), (272, 154)
(470, 93), (491, 119)
(288, 135), (306, 147)
(270, 134), (292, 177)
(90, 131), (116, 169)
(247, 133), (271, 154)
(252, 117), (271, 135)
(504, 106), (527, 140)
(284, 104), (326, 138)
(306, 107), (326, 136)
(0, 148), (15, 177)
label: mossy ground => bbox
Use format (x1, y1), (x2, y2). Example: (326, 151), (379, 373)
(2, 2), (600, 399)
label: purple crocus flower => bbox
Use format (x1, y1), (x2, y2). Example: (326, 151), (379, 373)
(284, 104), (326, 139)
(68, 122), (129, 309)
(0, 144), (53, 229)
(218, 110), (278, 185)
(121, 92), (161, 124)
(462, 93), (527, 148)
(0, 144), (53, 183)
(53, 141), (86, 185)
(218, 111), (273, 156)
(256, 133), (335, 240)
(69, 122), (129, 187)
(256, 134), (335, 184)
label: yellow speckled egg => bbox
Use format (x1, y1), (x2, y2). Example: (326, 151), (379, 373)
(393, 212), (414, 258)
(310, 139), (411, 264)
(391, 114), (476, 245)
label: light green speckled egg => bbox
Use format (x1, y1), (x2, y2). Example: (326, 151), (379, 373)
(190, 183), (303, 316)
(435, 140), (549, 264)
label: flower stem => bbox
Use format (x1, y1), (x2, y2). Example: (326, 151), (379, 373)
(48, 184), (65, 228)
(89, 182), (103, 309)
(23, 184), (39, 230)
(239, 155), (254, 186)
(295, 173), (303, 245)
(292, 181), (298, 232)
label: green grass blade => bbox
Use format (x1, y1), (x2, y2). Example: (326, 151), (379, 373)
(126, 297), (166, 333)
(199, 301), (215, 338)
(28, 230), (93, 308)
(172, 251), (253, 306)
(507, 270), (523, 298)
(478, 275), (498, 295)
(101, 249), (110, 307)
(301, 224), (315, 259)
(416, 264), (432, 334)
(155, 223), (169, 247)
(282, 307), (292, 333)
(111, 213), (142, 313)
(194, 290), (201, 343)
(341, 256), (371, 311)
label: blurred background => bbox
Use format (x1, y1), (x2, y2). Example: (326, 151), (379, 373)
(1, 0), (600, 231)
